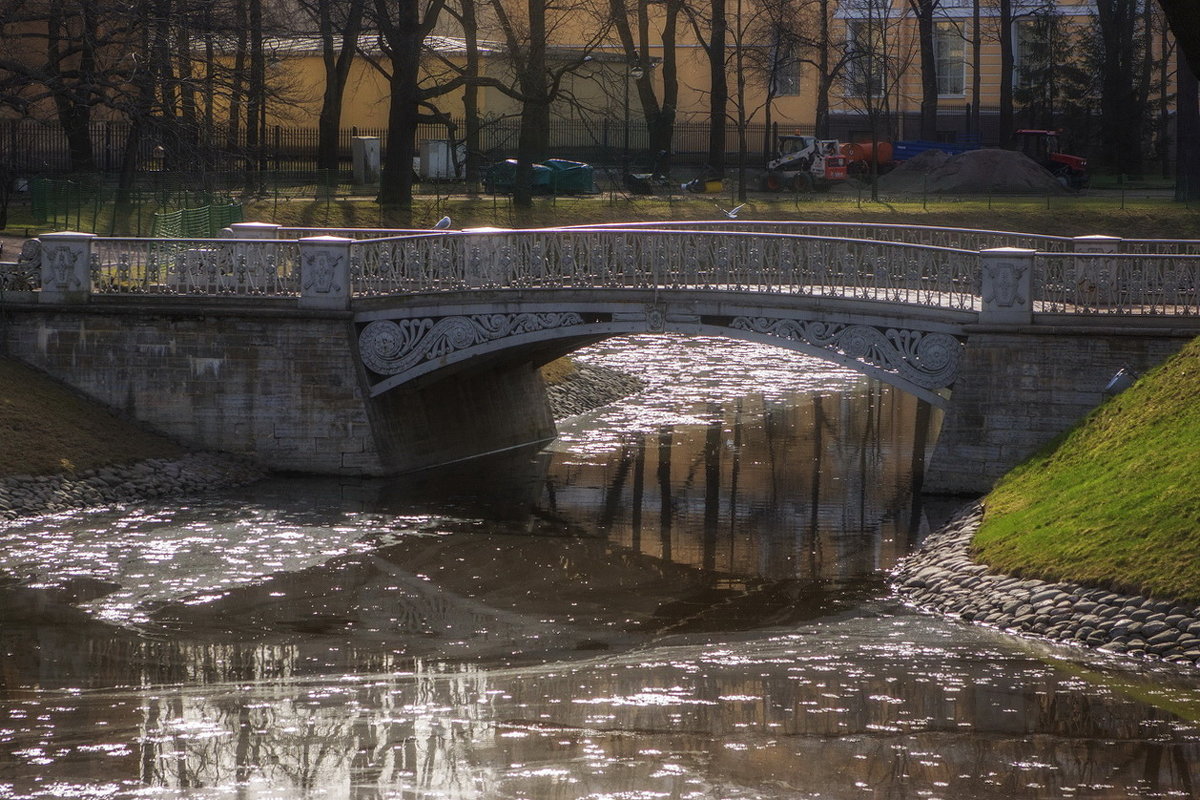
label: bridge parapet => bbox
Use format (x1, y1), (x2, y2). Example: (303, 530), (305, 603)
(6, 225), (1200, 319)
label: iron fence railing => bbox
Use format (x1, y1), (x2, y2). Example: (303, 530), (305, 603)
(90, 237), (301, 297)
(347, 230), (980, 312)
(1033, 252), (1200, 315)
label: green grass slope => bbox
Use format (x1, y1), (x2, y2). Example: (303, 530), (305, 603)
(0, 357), (182, 478)
(975, 337), (1200, 601)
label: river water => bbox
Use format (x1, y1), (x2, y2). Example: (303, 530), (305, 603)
(2, 334), (1200, 799)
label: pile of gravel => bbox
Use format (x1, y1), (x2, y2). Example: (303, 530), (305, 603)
(545, 363), (646, 418)
(0, 453), (266, 521)
(893, 503), (1200, 667)
(880, 148), (1066, 194)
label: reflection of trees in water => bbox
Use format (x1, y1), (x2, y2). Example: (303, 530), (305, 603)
(544, 383), (935, 584)
(111, 642), (1200, 798)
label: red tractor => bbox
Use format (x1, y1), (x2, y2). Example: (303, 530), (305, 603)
(1015, 129), (1088, 189)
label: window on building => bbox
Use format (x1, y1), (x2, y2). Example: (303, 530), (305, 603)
(935, 20), (965, 96)
(1013, 18), (1040, 89)
(844, 19), (887, 98)
(771, 43), (802, 97)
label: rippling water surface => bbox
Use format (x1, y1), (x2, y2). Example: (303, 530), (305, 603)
(2, 335), (1199, 799)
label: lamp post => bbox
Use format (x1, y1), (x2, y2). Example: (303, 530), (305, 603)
(623, 60), (644, 177)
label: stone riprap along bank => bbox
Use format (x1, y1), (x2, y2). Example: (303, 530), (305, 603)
(894, 504), (1200, 667)
(0, 453), (266, 521)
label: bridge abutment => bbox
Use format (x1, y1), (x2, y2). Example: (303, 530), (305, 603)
(0, 304), (557, 476)
(925, 325), (1194, 495)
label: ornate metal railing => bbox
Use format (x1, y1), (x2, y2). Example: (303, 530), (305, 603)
(7, 226), (1200, 318)
(1033, 252), (1200, 315)
(90, 237), (302, 297)
(349, 229), (979, 310)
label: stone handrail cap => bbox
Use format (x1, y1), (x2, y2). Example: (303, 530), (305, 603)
(40, 231), (97, 239)
(980, 246), (1036, 254)
(300, 235), (355, 243)
(461, 226), (511, 233)
(1073, 234), (1121, 241)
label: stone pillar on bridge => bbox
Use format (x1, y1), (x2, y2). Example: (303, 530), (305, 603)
(979, 247), (1035, 325)
(299, 235), (353, 310)
(38, 231), (95, 304)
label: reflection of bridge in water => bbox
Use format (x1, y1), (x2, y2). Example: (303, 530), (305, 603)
(4, 221), (1200, 492)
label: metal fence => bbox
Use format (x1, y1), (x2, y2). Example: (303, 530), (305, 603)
(1, 117), (811, 177)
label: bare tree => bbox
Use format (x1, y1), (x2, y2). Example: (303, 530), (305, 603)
(298, 0), (366, 172)
(372, 0), (449, 210)
(608, 0), (682, 175)
(1095, 0), (1152, 173)
(1153, 0), (1199, 200)
(840, 0), (915, 198)
(485, 0), (609, 207)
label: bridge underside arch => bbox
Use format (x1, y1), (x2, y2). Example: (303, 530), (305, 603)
(354, 293), (970, 408)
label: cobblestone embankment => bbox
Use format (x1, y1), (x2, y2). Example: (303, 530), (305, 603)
(893, 503), (1200, 668)
(0, 453), (266, 521)
(545, 363), (646, 419)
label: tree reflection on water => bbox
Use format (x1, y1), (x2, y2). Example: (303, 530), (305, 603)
(2, 337), (1199, 798)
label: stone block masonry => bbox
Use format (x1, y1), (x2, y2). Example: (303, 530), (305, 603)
(925, 325), (1195, 495)
(3, 303), (383, 474)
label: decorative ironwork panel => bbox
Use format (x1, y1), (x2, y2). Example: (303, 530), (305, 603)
(91, 238), (300, 296)
(359, 312), (586, 377)
(730, 316), (963, 390)
(1033, 253), (1200, 315)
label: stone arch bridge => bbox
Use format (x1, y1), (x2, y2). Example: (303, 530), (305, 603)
(2, 221), (1198, 494)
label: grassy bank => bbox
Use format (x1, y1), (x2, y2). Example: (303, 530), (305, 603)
(0, 358), (182, 478)
(974, 336), (1200, 601)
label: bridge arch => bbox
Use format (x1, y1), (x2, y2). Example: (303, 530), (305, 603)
(354, 290), (972, 408)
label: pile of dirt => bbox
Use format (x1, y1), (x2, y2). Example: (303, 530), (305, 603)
(880, 148), (1066, 195)
(876, 149), (951, 192)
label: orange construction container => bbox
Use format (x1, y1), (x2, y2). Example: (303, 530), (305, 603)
(841, 141), (894, 166)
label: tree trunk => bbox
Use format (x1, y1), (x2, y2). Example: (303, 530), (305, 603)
(914, 0), (939, 141)
(648, 0), (681, 172)
(706, 0), (727, 174)
(998, 0), (1014, 146)
(971, 0), (980, 137)
(1155, 0), (1200, 77)
(462, 0), (482, 188)
(377, 0), (423, 209)
(513, 0), (548, 208)
(316, 0), (364, 172)
(1177, 52), (1200, 202)
(814, 0), (831, 139)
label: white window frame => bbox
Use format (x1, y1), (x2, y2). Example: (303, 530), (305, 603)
(934, 20), (965, 97)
